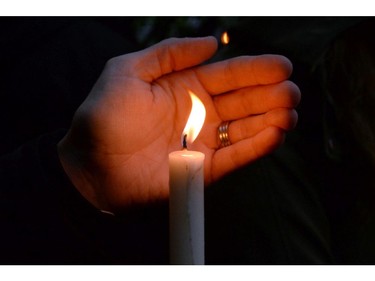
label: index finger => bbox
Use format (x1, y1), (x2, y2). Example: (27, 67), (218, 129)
(121, 36), (218, 82)
(194, 55), (293, 95)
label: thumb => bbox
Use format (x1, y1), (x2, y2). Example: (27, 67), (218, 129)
(125, 36), (218, 82)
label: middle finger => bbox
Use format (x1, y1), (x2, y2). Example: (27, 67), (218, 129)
(213, 80), (300, 121)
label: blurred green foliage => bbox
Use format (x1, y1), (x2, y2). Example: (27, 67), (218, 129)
(99, 17), (243, 61)
(98, 17), (366, 64)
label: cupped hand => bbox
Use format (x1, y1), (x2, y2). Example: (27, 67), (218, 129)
(58, 36), (300, 212)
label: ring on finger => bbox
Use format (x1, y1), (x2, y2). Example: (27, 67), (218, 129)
(218, 121), (231, 148)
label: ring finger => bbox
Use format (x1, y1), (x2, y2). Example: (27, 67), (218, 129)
(220, 108), (298, 146)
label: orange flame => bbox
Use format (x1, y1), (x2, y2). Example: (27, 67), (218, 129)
(182, 91), (206, 145)
(221, 31), (230, 45)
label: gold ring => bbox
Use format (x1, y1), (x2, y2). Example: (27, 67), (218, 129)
(218, 121), (231, 148)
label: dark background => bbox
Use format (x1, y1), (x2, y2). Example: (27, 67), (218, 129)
(0, 17), (365, 155)
(0, 17), (373, 264)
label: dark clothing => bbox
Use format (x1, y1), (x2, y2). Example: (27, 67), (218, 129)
(0, 128), (333, 264)
(0, 130), (170, 264)
(0, 17), (373, 264)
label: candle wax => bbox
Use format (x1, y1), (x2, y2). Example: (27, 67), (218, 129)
(169, 149), (205, 265)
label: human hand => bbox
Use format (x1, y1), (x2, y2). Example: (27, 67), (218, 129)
(58, 36), (300, 212)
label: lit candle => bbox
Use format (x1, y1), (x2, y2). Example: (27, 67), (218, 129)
(169, 91), (206, 265)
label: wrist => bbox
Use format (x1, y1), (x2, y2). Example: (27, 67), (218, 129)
(57, 134), (112, 213)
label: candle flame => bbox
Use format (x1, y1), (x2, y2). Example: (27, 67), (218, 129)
(182, 91), (206, 146)
(221, 31), (230, 45)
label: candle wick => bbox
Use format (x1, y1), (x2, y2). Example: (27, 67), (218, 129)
(182, 134), (188, 149)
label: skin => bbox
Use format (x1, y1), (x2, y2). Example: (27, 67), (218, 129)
(57, 36), (301, 213)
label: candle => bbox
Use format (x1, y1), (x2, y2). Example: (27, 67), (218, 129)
(169, 91), (206, 265)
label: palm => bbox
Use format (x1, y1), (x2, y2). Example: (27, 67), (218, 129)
(86, 70), (221, 207)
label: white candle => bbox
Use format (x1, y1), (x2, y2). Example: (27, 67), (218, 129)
(169, 91), (206, 265)
(169, 149), (205, 264)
